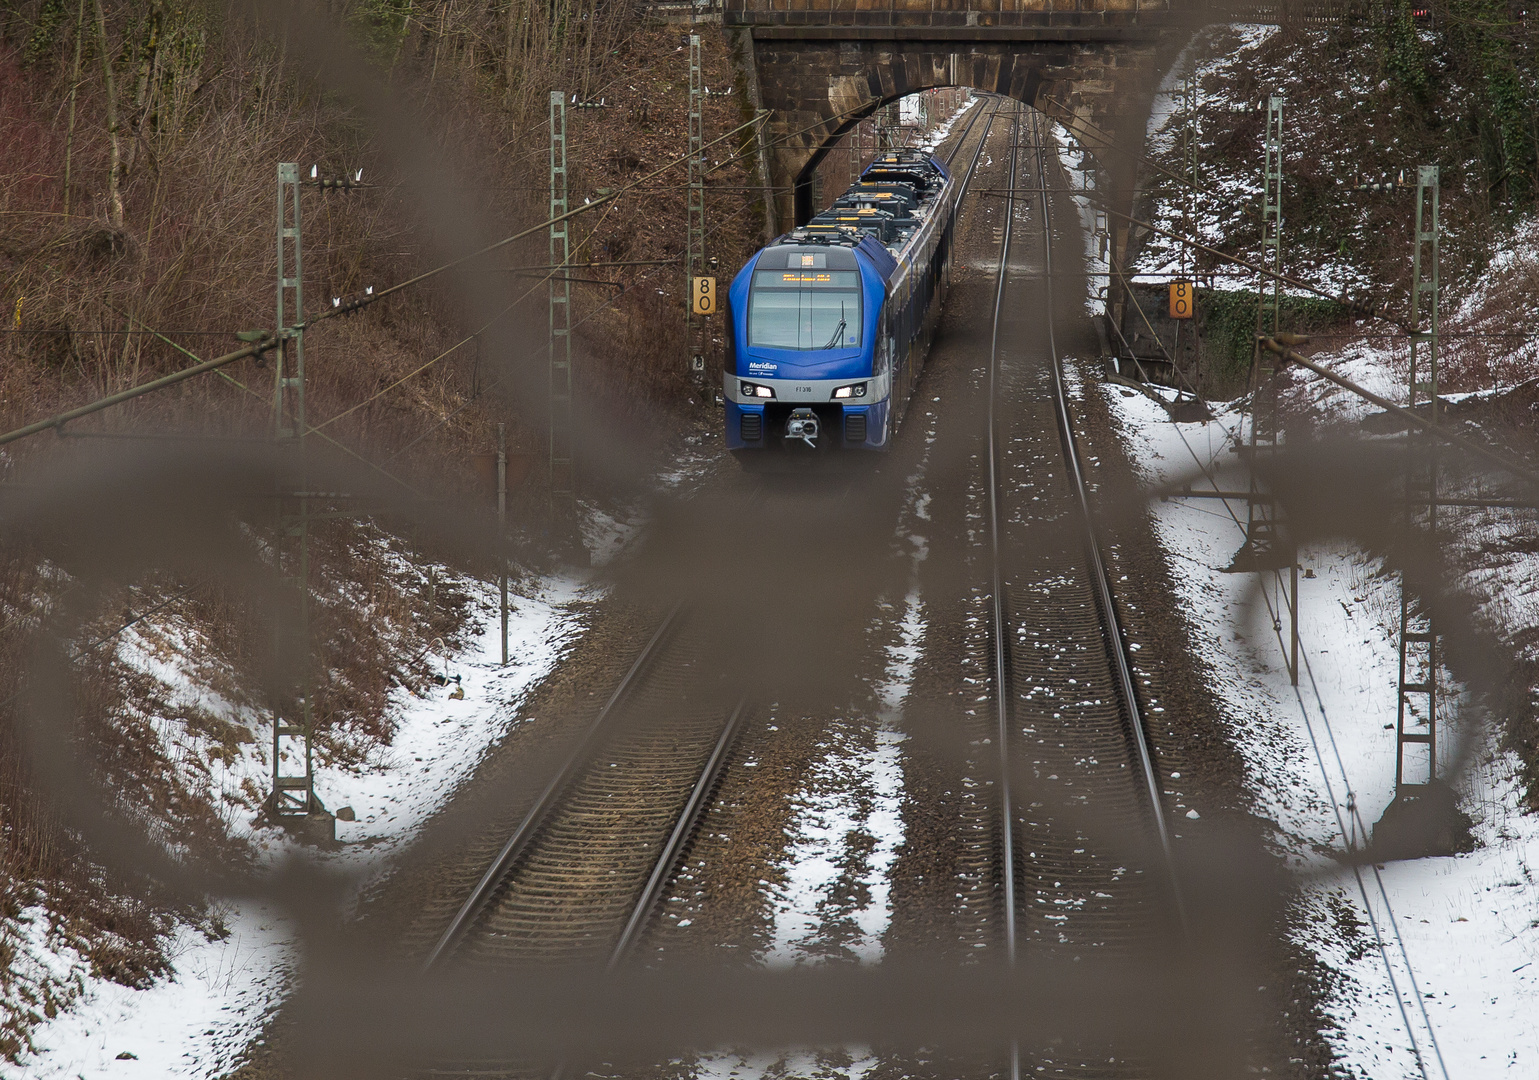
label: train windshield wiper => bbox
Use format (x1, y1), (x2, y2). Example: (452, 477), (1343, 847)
(821, 301), (848, 349)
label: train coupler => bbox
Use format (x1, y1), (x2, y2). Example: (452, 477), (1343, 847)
(784, 408), (819, 448)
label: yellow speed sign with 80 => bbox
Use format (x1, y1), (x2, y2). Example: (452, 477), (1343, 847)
(1169, 280), (1194, 320)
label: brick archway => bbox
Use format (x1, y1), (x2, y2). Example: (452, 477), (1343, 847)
(724, 5), (1191, 329)
(754, 41), (1166, 230)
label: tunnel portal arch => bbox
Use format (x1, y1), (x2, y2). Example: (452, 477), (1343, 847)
(734, 25), (1185, 332)
(746, 39), (1177, 230)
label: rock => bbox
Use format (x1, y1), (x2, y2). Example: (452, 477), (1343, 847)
(335, 806), (356, 822)
(116, 1051), (138, 1060)
(300, 810), (337, 848)
(1167, 396), (1213, 424)
(1371, 780), (1476, 861)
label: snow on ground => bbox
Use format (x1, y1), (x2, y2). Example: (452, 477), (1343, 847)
(761, 719), (906, 967)
(693, 1047), (880, 1080)
(1049, 120), (1111, 318)
(582, 498), (645, 567)
(309, 572), (587, 864)
(691, 391), (943, 1080)
(1279, 335), (1408, 423)
(658, 430), (720, 493)
(1434, 216), (1539, 390)
(1131, 23), (1379, 298)
(1132, 24), (1276, 286)
(691, 603), (912, 1078)
(6, 899), (292, 1080)
(11, 564), (595, 1080)
(758, 442), (934, 969)
(911, 95), (977, 156)
(1097, 378), (1539, 1079)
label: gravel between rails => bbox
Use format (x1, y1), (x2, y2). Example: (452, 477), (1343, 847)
(990, 105), (1175, 1080)
(370, 104), (1005, 1080)
(456, 614), (734, 967)
(351, 592), (671, 959)
(239, 96), (1334, 1080)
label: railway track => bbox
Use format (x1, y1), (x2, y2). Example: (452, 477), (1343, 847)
(414, 98), (1004, 1078)
(417, 600), (746, 1077)
(412, 96), (1187, 1080)
(982, 104), (1186, 1076)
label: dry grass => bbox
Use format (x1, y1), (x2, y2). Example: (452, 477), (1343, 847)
(0, 1), (769, 1055)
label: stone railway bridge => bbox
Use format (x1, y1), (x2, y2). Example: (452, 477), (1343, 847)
(717, 0), (1313, 324)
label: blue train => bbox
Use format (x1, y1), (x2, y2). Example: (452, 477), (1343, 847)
(723, 148), (959, 459)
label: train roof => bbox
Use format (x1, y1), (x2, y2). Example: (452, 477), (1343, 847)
(759, 148), (948, 282)
(807, 206), (910, 246)
(842, 183), (920, 211)
(860, 149), (949, 191)
(764, 230), (899, 281)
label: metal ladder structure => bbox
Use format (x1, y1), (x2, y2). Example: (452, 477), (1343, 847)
(1173, 76), (1200, 388)
(1239, 94), (1299, 682)
(1180, 76), (1199, 281)
(270, 162), (319, 826)
(849, 116), (861, 187)
(685, 34), (709, 386)
(549, 91), (575, 513)
(1395, 165), (1442, 792)
(1259, 94), (1285, 334)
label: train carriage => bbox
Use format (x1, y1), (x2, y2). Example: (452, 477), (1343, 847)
(723, 148), (959, 459)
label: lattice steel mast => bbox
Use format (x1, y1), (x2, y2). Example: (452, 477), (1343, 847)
(1241, 94), (1298, 682)
(686, 34), (709, 387)
(1396, 165), (1442, 792)
(549, 91), (575, 516)
(270, 162), (320, 829)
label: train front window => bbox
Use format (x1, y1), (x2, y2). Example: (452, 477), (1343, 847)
(747, 269), (863, 350)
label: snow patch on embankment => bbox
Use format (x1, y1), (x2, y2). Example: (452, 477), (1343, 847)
(1099, 380), (1539, 1079)
(9, 566), (590, 1080)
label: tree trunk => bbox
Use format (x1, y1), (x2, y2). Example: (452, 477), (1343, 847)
(92, 0), (124, 230)
(62, 0), (86, 216)
(124, 1), (163, 182)
(504, 0), (517, 108)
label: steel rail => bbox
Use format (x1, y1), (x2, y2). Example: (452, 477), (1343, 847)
(421, 599), (686, 970)
(541, 698), (750, 1080)
(985, 109), (1022, 971)
(605, 698), (749, 970)
(982, 103), (1025, 1080)
(1027, 109), (1190, 933)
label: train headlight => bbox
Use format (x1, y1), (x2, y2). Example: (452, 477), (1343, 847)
(833, 382), (868, 399)
(740, 382), (775, 399)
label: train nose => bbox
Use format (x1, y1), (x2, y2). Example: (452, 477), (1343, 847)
(784, 407), (819, 448)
